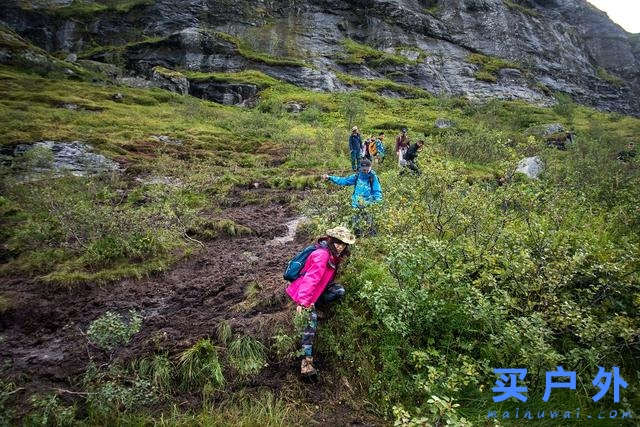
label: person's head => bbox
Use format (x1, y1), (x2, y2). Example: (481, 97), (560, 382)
(401, 127), (407, 135)
(352, 126), (358, 134)
(628, 142), (635, 150)
(324, 226), (356, 257)
(417, 140), (425, 149)
(379, 132), (385, 139)
(359, 157), (372, 173)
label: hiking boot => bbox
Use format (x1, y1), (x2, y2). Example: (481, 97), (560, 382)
(301, 357), (317, 376)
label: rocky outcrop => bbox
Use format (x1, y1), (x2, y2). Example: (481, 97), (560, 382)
(2, 0), (639, 115)
(515, 156), (544, 179)
(5, 141), (121, 179)
(188, 80), (258, 105)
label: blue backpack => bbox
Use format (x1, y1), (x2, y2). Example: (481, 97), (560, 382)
(283, 245), (319, 282)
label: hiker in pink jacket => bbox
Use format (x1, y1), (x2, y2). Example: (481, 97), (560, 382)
(286, 226), (356, 376)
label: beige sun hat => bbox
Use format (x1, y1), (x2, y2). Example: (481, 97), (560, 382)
(352, 126), (358, 132)
(326, 226), (356, 245)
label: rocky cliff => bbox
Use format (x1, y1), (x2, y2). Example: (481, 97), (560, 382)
(2, 0), (639, 115)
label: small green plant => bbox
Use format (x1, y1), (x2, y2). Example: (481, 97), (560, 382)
(227, 336), (267, 378)
(87, 310), (142, 351)
(0, 295), (11, 314)
(179, 339), (225, 388)
(341, 96), (366, 130)
(28, 394), (76, 426)
(216, 320), (232, 345)
(86, 378), (156, 418)
(136, 354), (172, 391)
(270, 327), (297, 359)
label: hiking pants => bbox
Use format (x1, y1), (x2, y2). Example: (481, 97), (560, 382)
(405, 160), (421, 175)
(397, 147), (407, 167)
(350, 150), (360, 171)
(351, 209), (376, 237)
(301, 283), (345, 357)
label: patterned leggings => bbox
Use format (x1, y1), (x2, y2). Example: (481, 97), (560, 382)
(301, 283), (345, 357)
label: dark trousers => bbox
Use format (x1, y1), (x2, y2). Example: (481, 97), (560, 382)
(301, 284), (345, 357)
(401, 159), (421, 175)
(350, 151), (360, 171)
(351, 208), (376, 237)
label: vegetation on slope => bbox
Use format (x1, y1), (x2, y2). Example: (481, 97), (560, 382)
(1, 55), (639, 424)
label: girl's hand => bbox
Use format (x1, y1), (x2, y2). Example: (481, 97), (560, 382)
(296, 305), (304, 314)
(322, 174), (329, 180)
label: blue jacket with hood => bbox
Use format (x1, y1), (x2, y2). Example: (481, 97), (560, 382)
(328, 170), (383, 208)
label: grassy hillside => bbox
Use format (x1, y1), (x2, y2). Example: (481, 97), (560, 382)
(0, 51), (639, 424)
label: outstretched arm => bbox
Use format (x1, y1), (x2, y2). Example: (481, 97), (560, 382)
(328, 174), (357, 186)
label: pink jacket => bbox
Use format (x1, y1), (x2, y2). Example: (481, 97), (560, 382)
(286, 247), (337, 307)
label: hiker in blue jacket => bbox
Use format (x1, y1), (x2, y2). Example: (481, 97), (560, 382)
(322, 158), (382, 236)
(348, 126), (362, 171)
(322, 157), (382, 208)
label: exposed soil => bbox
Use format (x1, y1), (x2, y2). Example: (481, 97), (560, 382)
(0, 188), (382, 425)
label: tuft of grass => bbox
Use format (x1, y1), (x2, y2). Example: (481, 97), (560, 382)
(334, 71), (429, 98)
(0, 295), (11, 314)
(597, 67), (625, 87)
(33, 0), (155, 19)
(152, 66), (185, 79)
(135, 354), (172, 391)
(337, 38), (418, 67)
(474, 70), (497, 83)
(187, 218), (254, 240)
(179, 339), (225, 389)
(503, 0), (539, 17)
(468, 52), (522, 83)
(214, 32), (306, 67)
(216, 321), (232, 345)
(227, 336), (267, 378)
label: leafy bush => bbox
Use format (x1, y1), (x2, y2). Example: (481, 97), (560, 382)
(309, 141), (640, 421)
(87, 310), (142, 351)
(28, 394), (76, 426)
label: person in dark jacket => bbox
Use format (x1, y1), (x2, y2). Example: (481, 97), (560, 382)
(348, 126), (362, 171)
(617, 142), (637, 162)
(401, 140), (424, 175)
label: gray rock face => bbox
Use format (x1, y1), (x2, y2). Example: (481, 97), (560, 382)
(285, 101), (305, 113)
(188, 81), (258, 106)
(515, 156), (544, 179)
(151, 68), (190, 95)
(2, 0), (639, 115)
(435, 118), (455, 129)
(526, 123), (565, 137)
(9, 141), (120, 178)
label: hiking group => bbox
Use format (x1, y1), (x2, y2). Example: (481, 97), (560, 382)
(284, 125), (424, 377)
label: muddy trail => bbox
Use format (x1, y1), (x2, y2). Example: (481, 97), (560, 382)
(0, 188), (381, 425)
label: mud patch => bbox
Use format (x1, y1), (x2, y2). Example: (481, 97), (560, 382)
(0, 190), (377, 423)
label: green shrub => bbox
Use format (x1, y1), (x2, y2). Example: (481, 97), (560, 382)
(28, 394), (76, 426)
(87, 310), (142, 351)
